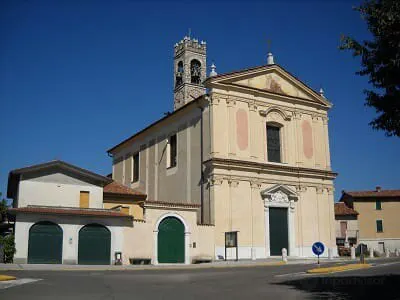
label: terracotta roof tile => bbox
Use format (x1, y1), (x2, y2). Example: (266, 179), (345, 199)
(8, 206), (132, 218)
(144, 200), (201, 208)
(103, 181), (146, 197)
(345, 190), (400, 198)
(334, 202), (359, 216)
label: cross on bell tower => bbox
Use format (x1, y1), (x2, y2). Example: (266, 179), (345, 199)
(173, 36), (207, 110)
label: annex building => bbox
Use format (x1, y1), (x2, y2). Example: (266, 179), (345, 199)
(8, 36), (338, 264)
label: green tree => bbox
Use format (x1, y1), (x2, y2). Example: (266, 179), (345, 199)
(340, 0), (400, 137)
(0, 234), (16, 263)
(0, 192), (8, 223)
(0, 192), (16, 263)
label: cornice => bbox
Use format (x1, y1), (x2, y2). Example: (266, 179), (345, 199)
(209, 173), (334, 192)
(209, 91), (328, 119)
(205, 157), (337, 181)
(210, 83), (330, 111)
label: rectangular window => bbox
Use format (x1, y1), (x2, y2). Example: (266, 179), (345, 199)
(267, 125), (281, 163)
(79, 191), (89, 208)
(340, 221), (347, 237)
(132, 153), (139, 182)
(376, 220), (383, 232)
(376, 200), (382, 210)
(167, 134), (177, 168)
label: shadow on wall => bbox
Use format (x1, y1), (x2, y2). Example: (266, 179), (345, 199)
(276, 275), (400, 299)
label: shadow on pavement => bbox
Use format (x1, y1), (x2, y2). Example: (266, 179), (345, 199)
(276, 275), (400, 299)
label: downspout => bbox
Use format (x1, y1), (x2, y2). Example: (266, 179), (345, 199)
(199, 103), (204, 224)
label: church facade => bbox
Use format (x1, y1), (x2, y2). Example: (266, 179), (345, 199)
(108, 36), (338, 263)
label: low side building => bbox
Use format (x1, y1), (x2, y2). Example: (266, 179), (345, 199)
(340, 187), (400, 254)
(334, 202), (359, 249)
(7, 160), (134, 265)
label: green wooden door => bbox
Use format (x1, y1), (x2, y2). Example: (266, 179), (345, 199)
(269, 208), (289, 256)
(28, 221), (63, 264)
(158, 217), (184, 263)
(78, 224), (111, 265)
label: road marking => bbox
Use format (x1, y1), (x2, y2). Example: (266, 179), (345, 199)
(275, 272), (307, 278)
(372, 261), (400, 268)
(0, 278), (41, 290)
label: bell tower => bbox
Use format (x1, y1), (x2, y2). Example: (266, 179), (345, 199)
(173, 36), (207, 110)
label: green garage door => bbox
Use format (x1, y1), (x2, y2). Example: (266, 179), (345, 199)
(158, 217), (184, 263)
(28, 221), (63, 264)
(269, 208), (289, 256)
(78, 224), (111, 265)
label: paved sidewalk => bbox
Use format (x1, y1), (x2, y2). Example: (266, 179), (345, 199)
(0, 257), (358, 271)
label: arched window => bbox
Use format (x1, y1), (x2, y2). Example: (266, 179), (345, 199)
(175, 61), (184, 87)
(190, 59), (201, 84)
(266, 124), (282, 163)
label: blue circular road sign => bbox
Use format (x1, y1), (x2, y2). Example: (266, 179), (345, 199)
(312, 242), (325, 256)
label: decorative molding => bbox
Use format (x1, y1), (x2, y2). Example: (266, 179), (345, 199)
(210, 176), (224, 186)
(204, 157), (338, 181)
(316, 186), (324, 194)
(296, 185), (308, 193)
(293, 111), (302, 120)
(250, 181), (262, 189)
(210, 91), (328, 118)
(226, 97), (237, 107)
(248, 102), (258, 112)
(312, 114), (320, 123)
(270, 190), (289, 203)
(322, 117), (329, 125)
(228, 179), (239, 188)
(209, 95), (221, 106)
(326, 187), (335, 195)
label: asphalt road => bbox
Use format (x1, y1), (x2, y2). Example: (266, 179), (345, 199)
(1, 259), (400, 299)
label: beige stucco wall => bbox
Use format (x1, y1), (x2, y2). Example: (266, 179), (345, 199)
(17, 173), (104, 209)
(207, 73), (336, 258)
(211, 176), (336, 258)
(110, 103), (211, 223)
(122, 207), (214, 264)
(354, 200), (400, 239)
(208, 89), (331, 170)
(103, 202), (144, 220)
(334, 216), (358, 239)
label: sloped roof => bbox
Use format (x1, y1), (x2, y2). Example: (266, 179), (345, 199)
(205, 63), (331, 107)
(343, 190), (400, 198)
(7, 160), (112, 199)
(8, 206), (132, 219)
(334, 202), (359, 216)
(103, 181), (146, 198)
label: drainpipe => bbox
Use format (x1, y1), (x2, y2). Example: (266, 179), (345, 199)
(199, 104), (204, 224)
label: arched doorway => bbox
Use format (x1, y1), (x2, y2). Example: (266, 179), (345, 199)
(78, 224), (111, 265)
(158, 217), (185, 263)
(28, 221), (63, 264)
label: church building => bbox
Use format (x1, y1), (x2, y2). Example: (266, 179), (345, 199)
(8, 36), (337, 265)
(108, 36), (338, 263)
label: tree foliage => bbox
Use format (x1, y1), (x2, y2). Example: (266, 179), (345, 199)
(340, 0), (400, 136)
(0, 234), (16, 263)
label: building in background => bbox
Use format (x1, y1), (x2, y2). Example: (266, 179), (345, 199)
(340, 187), (400, 254)
(334, 202), (358, 255)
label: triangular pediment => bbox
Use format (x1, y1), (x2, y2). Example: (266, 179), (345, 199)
(261, 184), (299, 202)
(206, 65), (331, 107)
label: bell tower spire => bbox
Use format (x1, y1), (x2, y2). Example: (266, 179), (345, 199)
(173, 36), (207, 110)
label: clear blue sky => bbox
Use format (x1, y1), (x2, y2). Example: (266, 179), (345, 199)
(1, 0), (398, 202)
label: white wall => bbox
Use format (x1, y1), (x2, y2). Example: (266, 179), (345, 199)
(18, 173), (103, 209)
(14, 214), (124, 265)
